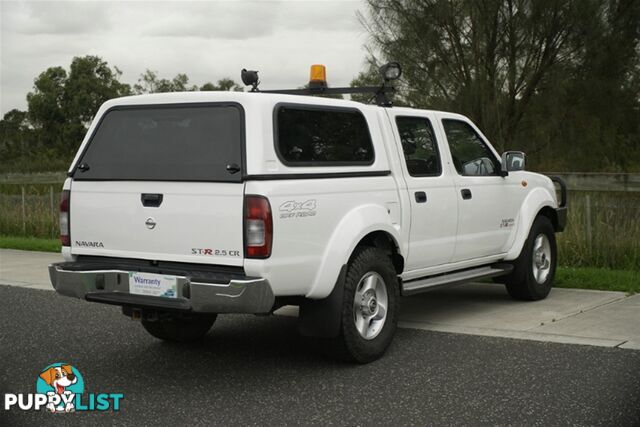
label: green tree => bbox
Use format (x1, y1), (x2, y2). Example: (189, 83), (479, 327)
(510, 0), (640, 171)
(349, 62), (408, 105)
(135, 71), (243, 93)
(26, 56), (131, 156)
(26, 66), (67, 150)
(1, 59), (245, 173)
(349, 63), (381, 103)
(359, 0), (640, 171)
(64, 56), (131, 125)
(134, 70), (197, 93)
(200, 78), (243, 92)
(360, 0), (592, 151)
(0, 109), (31, 159)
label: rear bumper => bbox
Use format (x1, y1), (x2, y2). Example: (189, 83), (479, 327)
(48, 263), (275, 314)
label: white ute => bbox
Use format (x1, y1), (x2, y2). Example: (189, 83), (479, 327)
(49, 64), (567, 363)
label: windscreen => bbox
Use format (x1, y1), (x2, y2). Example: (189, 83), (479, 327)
(74, 104), (243, 181)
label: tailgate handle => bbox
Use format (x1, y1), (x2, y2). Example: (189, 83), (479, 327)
(141, 193), (163, 207)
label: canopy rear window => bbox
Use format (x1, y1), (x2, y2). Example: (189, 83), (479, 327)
(74, 104), (243, 181)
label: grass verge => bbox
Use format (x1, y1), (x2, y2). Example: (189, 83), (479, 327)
(0, 236), (61, 253)
(556, 266), (639, 294)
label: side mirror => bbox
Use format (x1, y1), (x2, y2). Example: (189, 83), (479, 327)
(501, 151), (525, 175)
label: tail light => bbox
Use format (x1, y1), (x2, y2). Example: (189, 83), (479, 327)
(244, 195), (272, 258)
(60, 190), (70, 246)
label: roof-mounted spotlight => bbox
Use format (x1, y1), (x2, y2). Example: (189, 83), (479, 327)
(241, 69), (260, 91)
(379, 62), (402, 82)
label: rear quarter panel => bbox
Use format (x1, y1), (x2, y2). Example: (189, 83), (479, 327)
(244, 176), (401, 298)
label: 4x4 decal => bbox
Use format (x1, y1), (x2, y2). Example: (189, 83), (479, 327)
(279, 200), (317, 219)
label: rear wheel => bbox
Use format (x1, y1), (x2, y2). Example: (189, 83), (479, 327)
(329, 247), (399, 363)
(141, 314), (217, 342)
(505, 216), (557, 300)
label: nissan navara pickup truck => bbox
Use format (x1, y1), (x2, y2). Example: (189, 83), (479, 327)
(49, 64), (567, 363)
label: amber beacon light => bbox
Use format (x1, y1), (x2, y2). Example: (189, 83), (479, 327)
(309, 64), (327, 89)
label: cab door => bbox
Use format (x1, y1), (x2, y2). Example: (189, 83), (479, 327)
(436, 115), (523, 262)
(387, 111), (458, 271)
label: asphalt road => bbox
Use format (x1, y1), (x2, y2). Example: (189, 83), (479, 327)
(1, 285), (639, 426)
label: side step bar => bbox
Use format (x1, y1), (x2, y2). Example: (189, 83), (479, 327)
(401, 263), (513, 296)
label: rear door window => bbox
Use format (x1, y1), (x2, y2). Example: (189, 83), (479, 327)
(275, 105), (374, 166)
(74, 104), (243, 181)
(396, 116), (442, 176)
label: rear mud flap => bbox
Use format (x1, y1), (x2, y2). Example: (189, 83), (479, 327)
(298, 264), (347, 338)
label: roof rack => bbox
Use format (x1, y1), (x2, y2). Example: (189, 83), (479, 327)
(240, 63), (401, 107)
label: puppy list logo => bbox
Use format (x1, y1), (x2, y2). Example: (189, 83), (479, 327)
(37, 364), (84, 412)
(2, 363), (123, 413)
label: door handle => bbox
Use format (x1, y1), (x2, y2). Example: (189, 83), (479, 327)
(141, 193), (163, 207)
(461, 189), (472, 200)
(414, 191), (427, 203)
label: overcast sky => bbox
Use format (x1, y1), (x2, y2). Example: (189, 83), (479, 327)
(0, 0), (370, 115)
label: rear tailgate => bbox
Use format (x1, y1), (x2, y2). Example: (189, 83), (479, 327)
(70, 181), (244, 266)
(69, 103), (245, 266)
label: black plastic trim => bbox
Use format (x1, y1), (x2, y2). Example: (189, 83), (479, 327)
(245, 170), (391, 181)
(141, 193), (163, 207)
(298, 264), (347, 338)
(68, 178), (247, 183)
(549, 176), (567, 207)
(86, 292), (191, 311)
(555, 207), (567, 232)
(548, 176), (568, 232)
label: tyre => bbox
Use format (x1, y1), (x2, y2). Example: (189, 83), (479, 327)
(329, 246), (399, 363)
(141, 314), (217, 342)
(505, 215), (557, 301)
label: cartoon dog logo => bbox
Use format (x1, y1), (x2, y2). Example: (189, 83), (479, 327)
(38, 365), (78, 412)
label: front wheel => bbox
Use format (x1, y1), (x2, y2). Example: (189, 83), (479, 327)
(505, 216), (557, 301)
(142, 314), (217, 342)
(329, 246), (399, 363)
